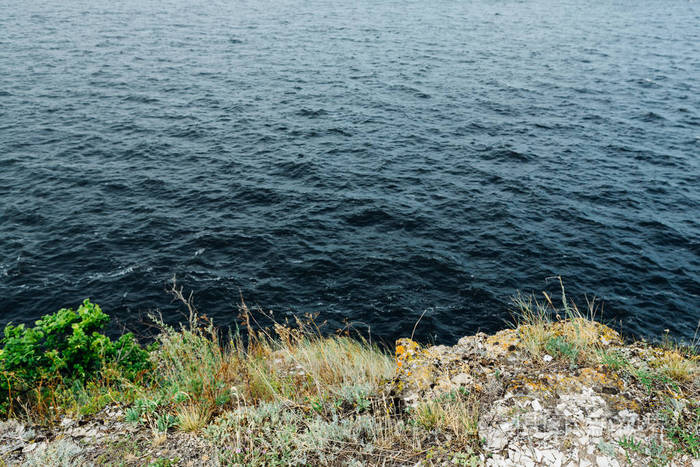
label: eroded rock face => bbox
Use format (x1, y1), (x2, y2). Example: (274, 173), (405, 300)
(391, 322), (699, 466)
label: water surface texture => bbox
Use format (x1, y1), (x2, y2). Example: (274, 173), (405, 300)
(1, 0), (699, 342)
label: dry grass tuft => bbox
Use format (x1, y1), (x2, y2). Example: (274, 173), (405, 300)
(511, 292), (552, 357)
(176, 404), (212, 433)
(659, 352), (698, 383)
(511, 277), (619, 365)
(413, 391), (480, 445)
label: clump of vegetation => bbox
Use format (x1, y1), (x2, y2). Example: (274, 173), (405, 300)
(511, 277), (624, 366)
(411, 388), (479, 446)
(0, 299), (151, 418)
(0, 280), (485, 465)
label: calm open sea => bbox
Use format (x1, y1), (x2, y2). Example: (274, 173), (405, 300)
(1, 0), (698, 343)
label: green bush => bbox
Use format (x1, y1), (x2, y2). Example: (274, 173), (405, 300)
(0, 299), (151, 415)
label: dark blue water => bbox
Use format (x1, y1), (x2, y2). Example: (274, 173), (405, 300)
(1, 0), (699, 343)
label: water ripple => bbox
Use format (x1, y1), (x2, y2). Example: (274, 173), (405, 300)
(1, 0), (698, 343)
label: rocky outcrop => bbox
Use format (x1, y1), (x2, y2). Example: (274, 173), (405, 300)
(392, 324), (699, 466)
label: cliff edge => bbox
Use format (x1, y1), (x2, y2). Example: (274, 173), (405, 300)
(0, 293), (697, 466)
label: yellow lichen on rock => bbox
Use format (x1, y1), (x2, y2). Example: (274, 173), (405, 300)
(395, 338), (421, 369)
(394, 338), (442, 401)
(550, 318), (622, 348)
(578, 366), (617, 385)
(485, 328), (520, 356)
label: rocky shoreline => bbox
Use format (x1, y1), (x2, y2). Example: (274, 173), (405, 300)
(1, 315), (698, 466)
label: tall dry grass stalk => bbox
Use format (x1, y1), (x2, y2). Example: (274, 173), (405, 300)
(147, 278), (394, 415)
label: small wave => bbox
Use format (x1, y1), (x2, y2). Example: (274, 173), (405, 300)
(229, 185), (285, 206)
(480, 147), (534, 163)
(636, 111), (667, 122)
(3, 205), (47, 227)
(165, 125), (208, 139)
(271, 159), (317, 180)
(327, 127), (352, 137)
(343, 208), (394, 227)
(387, 83), (431, 99)
(297, 108), (328, 118)
(629, 78), (661, 89)
(111, 266), (136, 279)
(123, 95), (160, 104)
